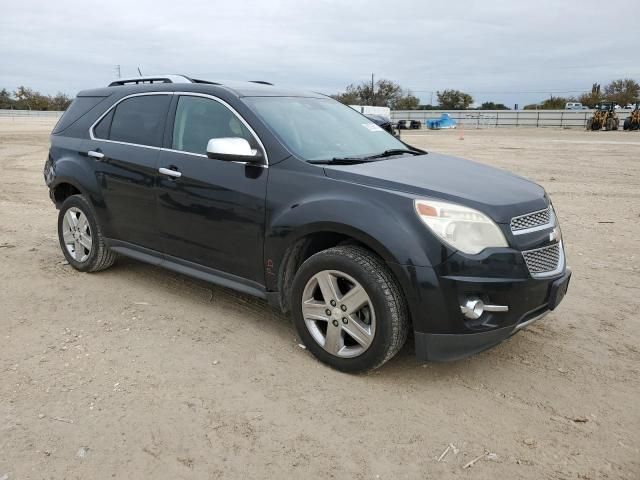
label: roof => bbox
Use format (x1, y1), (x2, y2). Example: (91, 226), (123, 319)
(77, 75), (327, 99)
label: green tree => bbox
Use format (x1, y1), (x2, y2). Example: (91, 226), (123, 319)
(604, 78), (640, 106)
(436, 89), (473, 109)
(331, 86), (360, 105)
(392, 90), (420, 110)
(0, 88), (14, 109)
(479, 101), (509, 110)
(579, 83), (603, 108)
(49, 92), (73, 110)
(14, 86), (50, 110)
(524, 96), (574, 110)
(333, 79), (420, 109)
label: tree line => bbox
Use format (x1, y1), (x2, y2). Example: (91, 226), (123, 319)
(3, 77), (639, 111)
(523, 80), (640, 110)
(0, 86), (73, 111)
(333, 78), (640, 110)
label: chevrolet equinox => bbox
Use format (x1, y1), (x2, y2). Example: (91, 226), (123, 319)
(44, 75), (571, 372)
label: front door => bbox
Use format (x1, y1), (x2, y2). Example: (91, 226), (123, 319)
(156, 94), (268, 285)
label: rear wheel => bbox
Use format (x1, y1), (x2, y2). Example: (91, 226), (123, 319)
(291, 246), (409, 373)
(58, 194), (117, 272)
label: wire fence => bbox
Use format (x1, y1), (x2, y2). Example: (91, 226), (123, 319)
(0, 109), (63, 119)
(391, 109), (636, 129)
(0, 107), (635, 130)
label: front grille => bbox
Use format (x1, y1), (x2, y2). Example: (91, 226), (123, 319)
(511, 208), (552, 233)
(522, 243), (562, 277)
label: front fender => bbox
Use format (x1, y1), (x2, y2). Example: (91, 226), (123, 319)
(264, 186), (451, 292)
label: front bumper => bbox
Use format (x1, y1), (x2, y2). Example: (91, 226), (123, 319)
(388, 248), (571, 362)
(415, 306), (550, 362)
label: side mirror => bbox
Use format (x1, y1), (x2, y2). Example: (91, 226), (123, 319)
(206, 137), (263, 164)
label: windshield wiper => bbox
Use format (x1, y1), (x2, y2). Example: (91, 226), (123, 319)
(364, 148), (424, 159)
(308, 157), (373, 165)
(308, 148), (425, 165)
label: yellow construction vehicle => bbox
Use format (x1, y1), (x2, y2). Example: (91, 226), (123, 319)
(623, 103), (640, 131)
(586, 102), (619, 131)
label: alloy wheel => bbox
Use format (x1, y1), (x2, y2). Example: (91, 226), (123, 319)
(301, 270), (376, 358)
(61, 207), (92, 262)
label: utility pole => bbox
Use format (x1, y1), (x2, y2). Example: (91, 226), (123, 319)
(115, 65), (121, 78)
(371, 73), (374, 106)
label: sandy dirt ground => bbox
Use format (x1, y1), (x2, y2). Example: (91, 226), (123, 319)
(1, 118), (639, 480)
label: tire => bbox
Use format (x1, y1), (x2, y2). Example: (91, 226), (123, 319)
(291, 246), (409, 373)
(624, 118), (631, 131)
(57, 194), (117, 272)
(605, 118), (614, 131)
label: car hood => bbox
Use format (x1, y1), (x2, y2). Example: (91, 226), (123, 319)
(323, 153), (547, 223)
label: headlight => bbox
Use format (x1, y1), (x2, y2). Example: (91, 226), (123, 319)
(414, 199), (508, 254)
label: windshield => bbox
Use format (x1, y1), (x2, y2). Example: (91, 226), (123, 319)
(245, 97), (406, 161)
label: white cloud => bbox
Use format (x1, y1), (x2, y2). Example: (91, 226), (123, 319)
(1, 0), (637, 106)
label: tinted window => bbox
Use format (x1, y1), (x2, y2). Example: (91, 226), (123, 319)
(172, 96), (254, 155)
(245, 97), (405, 161)
(52, 96), (106, 134)
(93, 109), (113, 139)
(109, 95), (171, 147)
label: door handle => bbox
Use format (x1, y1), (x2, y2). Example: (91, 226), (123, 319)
(159, 167), (182, 178)
(88, 150), (104, 160)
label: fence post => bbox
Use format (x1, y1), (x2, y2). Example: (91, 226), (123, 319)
(560, 111), (564, 128)
(516, 111), (519, 128)
(536, 112), (540, 127)
(495, 112), (499, 127)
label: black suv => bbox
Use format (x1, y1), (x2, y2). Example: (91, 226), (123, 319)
(45, 75), (571, 372)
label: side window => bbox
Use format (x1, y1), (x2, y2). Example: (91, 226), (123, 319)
(93, 109), (114, 139)
(172, 96), (254, 155)
(108, 95), (171, 147)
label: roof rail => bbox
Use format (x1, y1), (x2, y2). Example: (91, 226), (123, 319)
(108, 74), (194, 87)
(249, 80), (274, 86)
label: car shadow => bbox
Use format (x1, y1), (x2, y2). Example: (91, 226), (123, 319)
(105, 256), (535, 381)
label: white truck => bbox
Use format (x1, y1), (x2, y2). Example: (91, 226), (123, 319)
(349, 105), (391, 118)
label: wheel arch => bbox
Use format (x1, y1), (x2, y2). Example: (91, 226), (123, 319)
(51, 179), (85, 207)
(272, 223), (401, 314)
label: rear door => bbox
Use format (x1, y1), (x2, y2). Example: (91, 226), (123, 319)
(156, 93), (268, 284)
(88, 93), (172, 250)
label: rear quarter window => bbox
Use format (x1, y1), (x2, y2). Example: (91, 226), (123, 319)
(52, 96), (107, 134)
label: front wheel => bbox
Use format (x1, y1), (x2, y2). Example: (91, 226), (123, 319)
(291, 246), (409, 373)
(57, 194), (117, 272)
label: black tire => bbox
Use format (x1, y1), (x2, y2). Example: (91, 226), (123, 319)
(291, 246), (409, 373)
(605, 118), (614, 131)
(624, 118), (631, 131)
(57, 194), (117, 272)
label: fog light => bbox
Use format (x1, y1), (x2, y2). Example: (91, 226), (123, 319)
(460, 297), (509, 319)
(461, 298), (484, 320)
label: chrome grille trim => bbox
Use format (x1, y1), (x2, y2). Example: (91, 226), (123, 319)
(510, 207), (555, 235)
(522, 241), (565, 278)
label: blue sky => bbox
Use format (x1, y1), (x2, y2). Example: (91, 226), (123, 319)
(1, 0), (637, 107)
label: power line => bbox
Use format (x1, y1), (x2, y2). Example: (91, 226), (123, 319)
(409, 88), (591, 95)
